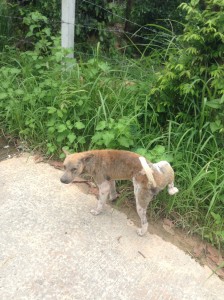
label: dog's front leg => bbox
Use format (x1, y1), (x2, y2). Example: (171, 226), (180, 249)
(136, 202), (148, 236)
(109, 180), (118, 201)
(91, 181), (110, 215)
(133, 178), (153, 236)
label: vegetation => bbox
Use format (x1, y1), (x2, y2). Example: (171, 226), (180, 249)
(0, 0), (224, 248)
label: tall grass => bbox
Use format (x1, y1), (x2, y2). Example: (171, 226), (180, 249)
(0, 41), (223, 247)
(148, 121), (224, 247)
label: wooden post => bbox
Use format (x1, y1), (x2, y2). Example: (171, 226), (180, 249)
(61, 0), (76, 58)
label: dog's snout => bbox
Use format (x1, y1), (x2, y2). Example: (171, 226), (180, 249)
(60, 176), (70, 184)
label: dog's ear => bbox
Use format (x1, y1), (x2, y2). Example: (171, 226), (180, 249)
(82, 153), (94, 163)
(62, 148), (71, 157)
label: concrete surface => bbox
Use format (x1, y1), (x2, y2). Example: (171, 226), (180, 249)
(0, 154), (224, 300)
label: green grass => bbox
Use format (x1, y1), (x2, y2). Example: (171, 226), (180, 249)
(0, 43), (224, 248)
(149, 122), (224, 248)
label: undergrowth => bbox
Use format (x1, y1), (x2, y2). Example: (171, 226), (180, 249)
(0, 43), (158, 156)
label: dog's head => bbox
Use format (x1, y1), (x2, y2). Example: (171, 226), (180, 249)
(60, 150), (93, 184)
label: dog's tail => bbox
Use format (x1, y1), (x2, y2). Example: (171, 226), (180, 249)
(139, 156), (157, 188)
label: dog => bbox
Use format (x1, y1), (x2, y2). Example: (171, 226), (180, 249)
(60, 149), (178, 236)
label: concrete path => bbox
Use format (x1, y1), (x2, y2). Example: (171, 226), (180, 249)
(0, 154), (224, 300)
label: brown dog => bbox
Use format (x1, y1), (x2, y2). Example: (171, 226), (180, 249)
(60, 149), (178, 236)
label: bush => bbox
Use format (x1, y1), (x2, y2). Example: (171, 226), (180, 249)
(150, 0), (224, 136)
(0, 43), (158, 157)
(146, 0), (224, 246)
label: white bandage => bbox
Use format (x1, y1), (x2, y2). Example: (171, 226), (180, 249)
(168, 186), (179, 195)
(139, 157), (156, 188)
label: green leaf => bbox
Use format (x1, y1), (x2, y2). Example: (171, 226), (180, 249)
(221, 94), (224, 104)
(118, 136), (133, 148)
(47, 107), (57, 114)
(191, 0), (199, 6)
(153, 145), (165, 154)
(98, 62), (110, 72)
(47, 118), (56, 127)
(10, 68), (21, 74)
(135, 148), (148, 157)
(47, 143), (56, 154)
(91, 132), (104, 145)
(77, 136), (86, 144)
(163, 153), (173, 163)
(44, 27), (51, 36)
(211, 212), (221, 225)
(57, 124), (67, 132)
(75, 121), (85, 130)
(0, 93), (8, 99)
(68, 133), (76, 143)
(57, 110), (63, 118)
(210, 121), (221, 133)
(48, 127), (55, 134)
(103, 132), (115, 147)
(66, 120), (73, 130)
(57, 132), (67, 142)
(206, 99), (222, 109)
(15, 89), (24, 95)
(96, 121), (107, 131)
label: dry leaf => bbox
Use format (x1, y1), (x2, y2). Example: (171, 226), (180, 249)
(163, 218), (175, 228)
(49, 161), (63, 169)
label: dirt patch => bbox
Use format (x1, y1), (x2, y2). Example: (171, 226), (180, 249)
(0, 135), (20, 161)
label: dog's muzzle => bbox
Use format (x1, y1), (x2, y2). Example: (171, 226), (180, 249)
(60, 176), (71, 184)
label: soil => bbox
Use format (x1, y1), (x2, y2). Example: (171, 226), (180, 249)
(1, 134), (223, 280)
(0, 135), (20, 161)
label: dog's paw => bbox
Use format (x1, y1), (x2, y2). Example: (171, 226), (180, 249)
(109, 193), (119, 201)
(137, 228), (144, 236)
(90, 209), (101, 216)
(137, 223), (148, 236)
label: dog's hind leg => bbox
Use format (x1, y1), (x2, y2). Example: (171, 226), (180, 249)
(109, 180), (118, 201)
(91, 181), (110, 215)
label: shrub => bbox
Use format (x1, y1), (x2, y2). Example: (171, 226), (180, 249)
(150, 0), (224, 137)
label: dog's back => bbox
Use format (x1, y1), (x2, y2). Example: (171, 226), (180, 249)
(84, 149), (142, 181)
